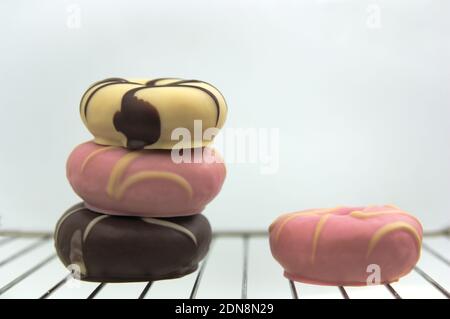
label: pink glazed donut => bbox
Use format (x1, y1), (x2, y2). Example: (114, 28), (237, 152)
(269, 206), (422, 286)
(67, 141), (226, 217)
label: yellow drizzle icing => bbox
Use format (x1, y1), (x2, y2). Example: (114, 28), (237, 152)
(350, 209), (421, 224)
(142, 218), (197, 246)
(366, 221), (421, 258)
(311, 214), (331, 264)
(386, 204), (400, 209)
(274, 207), (340, 241)
(81, 146), (115, 173)
(350, 210), (402, 218)
(106, 152), (143, 198)
(114, 171), (193, 200)
(80, 150), (195, 201)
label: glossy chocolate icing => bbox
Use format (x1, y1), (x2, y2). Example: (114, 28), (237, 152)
(113, 87), (161, 150)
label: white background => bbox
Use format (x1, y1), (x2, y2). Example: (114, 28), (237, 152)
(0, 0), (449, 232)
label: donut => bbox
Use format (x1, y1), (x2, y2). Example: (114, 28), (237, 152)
(79, 77), (228, 150)
(66, 141), (226, 217)
(269, 205), (422, 286)
(54, 203), (212, 282)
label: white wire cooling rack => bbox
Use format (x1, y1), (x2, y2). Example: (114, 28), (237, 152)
(0, 228), (448, 299)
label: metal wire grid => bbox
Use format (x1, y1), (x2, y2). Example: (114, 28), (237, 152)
(0, 229), (449, 299)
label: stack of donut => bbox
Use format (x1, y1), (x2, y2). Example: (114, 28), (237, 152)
(54, 78), (227, 282)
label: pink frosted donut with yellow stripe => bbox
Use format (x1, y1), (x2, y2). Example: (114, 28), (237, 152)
(269, 206), (422, 286)
(67, 141), (226, 217)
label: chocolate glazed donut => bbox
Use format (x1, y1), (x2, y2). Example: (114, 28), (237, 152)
(113, 87), (161, 150)
(54, 204), (212, 282)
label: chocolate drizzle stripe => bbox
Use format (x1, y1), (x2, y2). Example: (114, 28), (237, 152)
(82, 80), (142, 120)
(87, 78), (128, 91)
(145, 78), (181, 86)
(166, 84), (221, 126)
(141, 218), (197, 246)
(54, 206), (85, 242)
(83, 215), (110, 242)
(165, 79), (201, 86)
(113, 87), (162, 150)
(139, 84), (222, 126)
(80, 78), (127, 117)
(174, 80), (228, 115)
(165, 79), (225, 101)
